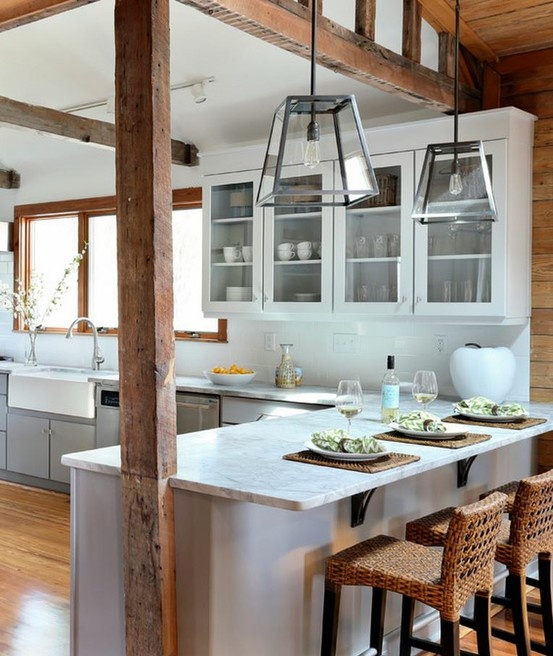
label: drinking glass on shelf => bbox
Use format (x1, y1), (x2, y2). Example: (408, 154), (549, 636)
(412, 370), (438, 410)
(335, 379), (363, 432)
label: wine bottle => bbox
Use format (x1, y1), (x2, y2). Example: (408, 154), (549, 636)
(381, 355), (400, 423)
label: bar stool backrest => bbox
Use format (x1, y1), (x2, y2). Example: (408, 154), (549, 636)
(440, 492), (507, 620)
(509, 468), (553, 571)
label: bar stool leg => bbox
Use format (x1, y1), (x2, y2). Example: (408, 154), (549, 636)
(399, 596), (415, 656)
(474, 591), (493, 656)
(537, 554), (553, 654)
(369, 587), (387, 654)
(440, 617), (460, 656)
(321, 584), (341, 656)
(508, 574), (532, 656)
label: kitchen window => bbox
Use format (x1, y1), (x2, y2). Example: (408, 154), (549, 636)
(13, 189), (227, 341)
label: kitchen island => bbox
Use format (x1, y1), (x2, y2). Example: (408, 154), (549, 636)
(62, 395), (552, 656)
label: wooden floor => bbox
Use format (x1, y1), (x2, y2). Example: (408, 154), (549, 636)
(0, 480), (548, 656)
(0, 481), (70, 656)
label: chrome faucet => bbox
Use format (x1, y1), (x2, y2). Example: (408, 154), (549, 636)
(65, 317), (105, 370)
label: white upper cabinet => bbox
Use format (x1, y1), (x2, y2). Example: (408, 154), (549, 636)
(333, 151), (415, 315)
(201, 107), (535, 323)
(202, 170), (263, 314)
(262, 164), (334, 314)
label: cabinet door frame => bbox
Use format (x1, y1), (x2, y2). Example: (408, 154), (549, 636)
(262, 162), (334, 314)
(333, 151), (415, 316)
(413, 139), (508, 318)
(202, 169), (264, 315)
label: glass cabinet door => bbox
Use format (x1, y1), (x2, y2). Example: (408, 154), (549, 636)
(202, 171), (263, 314)
(263, 164), (333, 313)
(334, 151), (414, 314)
(413, 140), (505, 316)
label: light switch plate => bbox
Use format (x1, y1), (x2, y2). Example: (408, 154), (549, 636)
(333, 333), (358, 353)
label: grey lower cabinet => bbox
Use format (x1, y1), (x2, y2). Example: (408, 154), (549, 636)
(7, 413), (95, 484)
(0, 375), (7, 470)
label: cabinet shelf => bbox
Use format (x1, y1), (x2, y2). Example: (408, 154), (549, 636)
(274, 259), (321, 266)
(347, 205), (400, 216)
(212, 216), (253, 225)
(274, 211), (321, 220)
(346, 257), (400, 264)
(428, 254), (492, 261)
(212, 262), (253, 267)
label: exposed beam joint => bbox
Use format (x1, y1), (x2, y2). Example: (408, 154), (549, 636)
(0, 168), (20, 189)
(0, 95), (198, 166)
(416, 0), (497, 63)
(176, 0), (480, 113)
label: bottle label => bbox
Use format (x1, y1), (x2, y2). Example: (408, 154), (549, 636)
(381, 384), (399, 409)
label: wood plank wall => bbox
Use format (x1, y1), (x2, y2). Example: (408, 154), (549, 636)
(500, 55), (553, 469)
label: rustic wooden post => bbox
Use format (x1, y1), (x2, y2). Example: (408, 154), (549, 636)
(402, 0), (422, 63)
(355, 0), (376, 41)
(114, 1), (178, 655)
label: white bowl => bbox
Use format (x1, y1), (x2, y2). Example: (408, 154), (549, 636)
(204, 371), (256, 386)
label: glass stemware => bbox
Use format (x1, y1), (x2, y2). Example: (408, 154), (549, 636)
(412, 370), (438, 411)
(335, 379), (363, 432)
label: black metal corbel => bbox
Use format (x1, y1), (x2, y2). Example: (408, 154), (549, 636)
(351, 488), (378, 527)
(457, 456), (478, 487)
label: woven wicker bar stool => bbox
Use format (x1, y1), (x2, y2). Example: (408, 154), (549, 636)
(320, 492), (506, 656)
(405, 469), (553, 656)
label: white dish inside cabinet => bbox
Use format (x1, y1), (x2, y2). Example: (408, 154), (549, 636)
(202, 171), (263, 314)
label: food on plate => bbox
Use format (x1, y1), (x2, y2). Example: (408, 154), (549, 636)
(311, 429), (386, 455)
(454, 396), (527, 417)
(395, 410), (447, 433)
(211, 364), (254, 375)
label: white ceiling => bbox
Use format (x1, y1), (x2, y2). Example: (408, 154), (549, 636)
(0, 0), (442, 180)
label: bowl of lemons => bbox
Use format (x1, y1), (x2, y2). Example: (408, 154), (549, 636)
(204, 364), (256, 386)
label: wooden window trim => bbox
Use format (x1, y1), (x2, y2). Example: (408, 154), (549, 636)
(13, 188), (227, 342)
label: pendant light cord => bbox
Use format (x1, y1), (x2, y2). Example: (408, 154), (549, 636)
(453, 0), (460, 145)
(309, 0), (317, 95)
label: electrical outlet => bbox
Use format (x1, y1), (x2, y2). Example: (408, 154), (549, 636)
(435, 334), (448, 353)
(264, 332), (276, 351)
(333, 333), (358, 354)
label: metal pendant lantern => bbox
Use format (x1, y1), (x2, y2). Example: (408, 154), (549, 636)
(256, 1), (379, 208)
(412, 0), (497, 225)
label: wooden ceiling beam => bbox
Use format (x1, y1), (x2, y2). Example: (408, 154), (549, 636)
(0, 168), (20, 189)
(0, 95), (198, 166)
(176, 0), (481, 113)
(416, 0), (498, 63)
(0, 0), (99, 31)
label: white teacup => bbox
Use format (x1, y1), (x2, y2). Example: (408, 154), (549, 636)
(277, 248), (295, 261)
(278, 242), (295, 251)
(297, 241), (312, 250)
(242, 246), (253, 262)
(223, 246), (242, 263)
(297, 247), (312, 260)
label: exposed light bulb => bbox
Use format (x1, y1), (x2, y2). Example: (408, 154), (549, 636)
(304, 119), (320, 169)
(449, 171), (463, 195)
(449, 159), (463, 195)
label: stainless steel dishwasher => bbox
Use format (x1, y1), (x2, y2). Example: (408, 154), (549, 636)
(95, 384), (220, 448)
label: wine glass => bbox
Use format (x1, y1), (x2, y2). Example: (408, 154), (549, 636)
(335, 379), (363, 433)
(412, 370), (438, 411)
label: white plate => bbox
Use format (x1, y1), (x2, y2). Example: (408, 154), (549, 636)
(452, 408), (528, 423)
(389, 422), (467, 440)
(204, 371), (256, 386)
(304, 440), (387, 461)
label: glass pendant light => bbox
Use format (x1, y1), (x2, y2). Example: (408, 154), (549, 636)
(412, 0), (497, 224)
(256, 0), (379, 208)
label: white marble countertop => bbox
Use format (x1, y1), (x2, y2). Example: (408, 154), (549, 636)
(62, 396), (553, 511)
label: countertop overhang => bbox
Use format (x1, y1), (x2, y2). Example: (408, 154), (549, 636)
(62, 395), (553, 512)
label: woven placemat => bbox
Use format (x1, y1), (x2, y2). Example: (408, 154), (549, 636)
(442, 415), (548, 431)
(375, 431), (491, 449)
(283, 450), (419, 473)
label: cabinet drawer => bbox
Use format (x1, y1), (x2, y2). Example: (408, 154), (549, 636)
(221, 396), (325, 425)
(0, 374), (7, 396)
